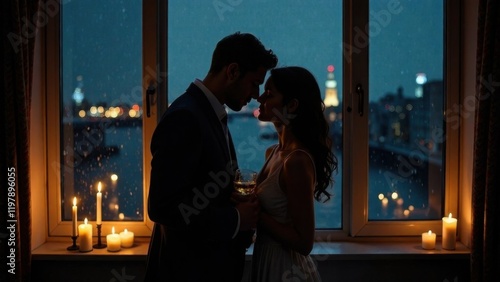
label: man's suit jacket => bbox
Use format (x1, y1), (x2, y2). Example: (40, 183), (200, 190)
(145, 83), (250, 281)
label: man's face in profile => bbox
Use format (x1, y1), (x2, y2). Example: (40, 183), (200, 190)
(224, 66), (267, 111)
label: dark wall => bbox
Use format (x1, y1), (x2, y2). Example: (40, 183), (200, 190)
(33, 256), (470, 282)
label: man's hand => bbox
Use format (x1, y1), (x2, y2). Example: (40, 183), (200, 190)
(235, 196), (259, 231)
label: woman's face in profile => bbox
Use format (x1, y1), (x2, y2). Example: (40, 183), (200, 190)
(257, 76), (285, 123)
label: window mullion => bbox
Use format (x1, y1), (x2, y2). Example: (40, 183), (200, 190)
(347, 0), (370, 237)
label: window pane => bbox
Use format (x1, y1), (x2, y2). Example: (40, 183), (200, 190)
(61, 0), (144, 222)
(168, 0), (342, 229)
(368, 0), (444, 220)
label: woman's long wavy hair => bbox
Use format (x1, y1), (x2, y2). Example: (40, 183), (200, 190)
(271, 66), (338, 202)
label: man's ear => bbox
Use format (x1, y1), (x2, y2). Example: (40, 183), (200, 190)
(287, 98), (299, 113)
(226, 63), (240, 80)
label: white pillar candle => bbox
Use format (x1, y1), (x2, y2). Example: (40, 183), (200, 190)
(72, 197), (78, 237)
(442, 213), (457, 250)
(119, 229), (134, 248)
(421, 230), (436, 250)
(78, 218), (93, 252)
(107, 226), (121, 252)
(96, 182), (102, 225)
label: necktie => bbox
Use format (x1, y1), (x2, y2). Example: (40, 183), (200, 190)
(221, 115), (232, 164)
(221, 114), (228, 128)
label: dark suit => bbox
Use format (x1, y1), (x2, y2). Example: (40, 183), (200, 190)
(145, 83), (251, 282)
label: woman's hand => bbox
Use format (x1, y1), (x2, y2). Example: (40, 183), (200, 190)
(230, 190), (257, 203)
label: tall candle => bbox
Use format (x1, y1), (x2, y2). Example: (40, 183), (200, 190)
(107, 226), (121, 252)
(421, 230), (436, 250)
(97, 182), (102, 225)
(120, 229), (134, 248)
(442, 213), (457, 250)
(72, 197), (78, 237)
(78, 218), (93, 252)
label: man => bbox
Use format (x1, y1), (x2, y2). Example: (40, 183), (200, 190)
(145, 32), (278, 281)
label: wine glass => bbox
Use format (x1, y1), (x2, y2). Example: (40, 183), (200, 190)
(234, 169), (258, 197)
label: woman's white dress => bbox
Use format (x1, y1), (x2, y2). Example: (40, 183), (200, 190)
(250, 148), (321, 282)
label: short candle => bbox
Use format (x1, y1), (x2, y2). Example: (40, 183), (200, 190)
(120, 229), (134, 248)
(442, 213), (457, 250)
(421, 230), (436, 250)
(78, 218), (93, 252)
(107, 226), (121, 252)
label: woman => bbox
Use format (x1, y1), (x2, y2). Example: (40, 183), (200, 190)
(251, 66), (337, 281)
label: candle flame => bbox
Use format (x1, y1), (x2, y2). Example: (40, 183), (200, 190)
(124, 229), (128, 233)
(98, 181), (102, 192)
(448, 213), (452, 218)
(428, 230), (432, 234)
(84, 218), (88, 224)
(73, 197), (76, 206)
(112, 226), (115, 234)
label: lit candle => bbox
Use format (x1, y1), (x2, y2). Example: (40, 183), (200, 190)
(97, 182), (102, 225)
(72, 197), (78, 237)
(421, 230), (436, 250)
(119, 229), (134, 248)
(78, 218), (93, 252)
(106, 226), (121, 252)
(442, 213), (457, 250)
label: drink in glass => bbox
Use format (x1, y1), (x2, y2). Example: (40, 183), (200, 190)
(234, 169), (257, 196)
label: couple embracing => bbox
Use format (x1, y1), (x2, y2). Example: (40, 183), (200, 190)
(145, 32), (337, 282)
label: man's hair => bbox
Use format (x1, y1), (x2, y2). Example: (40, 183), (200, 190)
(209, 32), (278, 76)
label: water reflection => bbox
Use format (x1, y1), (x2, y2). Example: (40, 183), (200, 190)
(62, 111), (144, 222)
(62, 100), (442, 228)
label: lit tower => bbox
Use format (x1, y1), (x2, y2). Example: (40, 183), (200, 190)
(72, 75), (85, 105)
(415, 72), (427, 98)
(324, 65), (339, 107)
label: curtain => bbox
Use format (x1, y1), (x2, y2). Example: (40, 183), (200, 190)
(0, 0), (40, 281)
(471, 0), (500, 281)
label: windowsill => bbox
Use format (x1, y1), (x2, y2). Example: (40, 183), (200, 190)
(307, 241), (470, 260)
(32, 240), (469, 261)
(31, 241), (149, 261)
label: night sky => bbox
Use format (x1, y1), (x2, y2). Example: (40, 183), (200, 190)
(62, 0), (443, 106)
